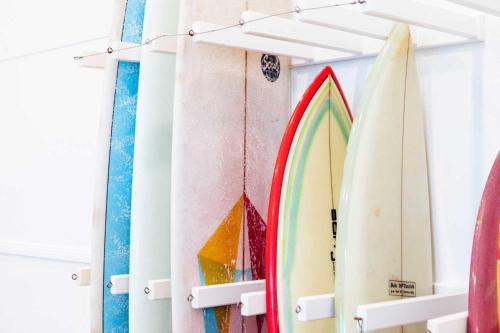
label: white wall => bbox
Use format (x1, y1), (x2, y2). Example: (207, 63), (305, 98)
(292, 14), (500, 291)
(0, 0), (112, 332)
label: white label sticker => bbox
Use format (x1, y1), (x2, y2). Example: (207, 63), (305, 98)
(389, 280), (416, 297)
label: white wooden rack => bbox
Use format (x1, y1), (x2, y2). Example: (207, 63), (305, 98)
(187, 280), (468, 331)
(72, 270), (172, 301)
(107, 274), (172, 300)
(427, 311), (468, 333)
(74, 268), (469, 331)
(77, 0), (500, 68)
(187, 0), (487, 66)
(447, 0), (500, 16)
(77, 36), (175, 68)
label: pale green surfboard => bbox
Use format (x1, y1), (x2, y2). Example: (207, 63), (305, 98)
(128, 0), (179, 332)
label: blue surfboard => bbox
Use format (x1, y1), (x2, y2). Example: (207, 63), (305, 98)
(102, 0), (145, 331)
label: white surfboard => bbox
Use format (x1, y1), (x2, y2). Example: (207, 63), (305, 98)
(171, 0), (292, 332)
(336, 24), (433, 333)
(128, 0), (179, 332)
(90, 1), (126, 331)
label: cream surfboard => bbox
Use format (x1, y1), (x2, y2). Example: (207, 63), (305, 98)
(90, 0), (145, 331)
(266, 66), (352, 333)
(128, 0), (179, 332)
(171, 0), (292, 331)
(336, 24), (433, 333)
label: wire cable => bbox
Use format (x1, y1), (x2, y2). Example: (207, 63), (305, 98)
(0, 36), (108, 64)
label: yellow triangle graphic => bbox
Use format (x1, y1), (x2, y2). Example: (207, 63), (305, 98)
(198, 195), (244, 279)
(198, 195), (244, 333)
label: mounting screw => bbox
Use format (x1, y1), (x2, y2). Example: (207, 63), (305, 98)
(188, 29), (195, 37)
(106, 47), (113, 54)
(144, 287), (151, 295)
(295, 305), (302, 314)
(71, 274), (78, 281)
(106, 282), (113, 289)
(187, 294), (194, 302)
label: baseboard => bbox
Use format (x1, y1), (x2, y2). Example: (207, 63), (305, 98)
(0, 240), (90, 263)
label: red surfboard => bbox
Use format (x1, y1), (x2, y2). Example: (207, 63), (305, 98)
(265, 66), (352, 333)
(468, 152), (500, 332)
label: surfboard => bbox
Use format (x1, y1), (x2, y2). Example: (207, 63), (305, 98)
(171, 0), (291, 331)
(265, 66), (352, 333)
(90, 0), (145, 332)
(128, 0), (178, 332)
(468, 152), (500, 332)
(335, 24), (433, 333)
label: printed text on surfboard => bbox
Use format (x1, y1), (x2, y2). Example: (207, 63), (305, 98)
(388, 280), (416, 297)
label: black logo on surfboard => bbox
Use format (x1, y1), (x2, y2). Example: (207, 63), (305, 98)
(331, 209), (337, 275)
(261, 54), (280, 82)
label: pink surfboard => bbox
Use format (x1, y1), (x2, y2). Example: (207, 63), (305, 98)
(468, 152), (500, 332)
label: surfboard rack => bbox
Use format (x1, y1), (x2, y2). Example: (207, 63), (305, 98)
(190, 0), (485, 66)
(77, 42), (142, 68)
(147, 32), (177, 54)
(446, 0), (500, 16)
(88, 274), (172, 299)
(145, 279), (172, 300)
(239, 289), (337, 321)
(427, 311), (468, 333)
(355, 292), (467, 331)
(109, 274), (130, 295)
(239, 291), (337, 320)
(189, 280), (265, 309)
(71, 267), (91, 286)
(109, 42), (141, 63)
(240, 291), (266, 316)
(191, 22), (347, 62)
(246, 290), (467, 331)
(77, 52), (107, 69)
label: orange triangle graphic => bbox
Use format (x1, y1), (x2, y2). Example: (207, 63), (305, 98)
(198, 195), (245, 333)
(198, 195), (244, 274)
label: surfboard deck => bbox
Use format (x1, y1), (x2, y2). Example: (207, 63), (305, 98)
(265, 66), (352, 333)
(171, 0), (291, 332)
(468, 152), (500, 332)
(90, 0), (145, 332)
(335, 24), (433, 333)
(128, 0), (178, 332)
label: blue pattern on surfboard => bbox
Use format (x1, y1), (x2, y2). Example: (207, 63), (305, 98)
(102, 0), (145, 332)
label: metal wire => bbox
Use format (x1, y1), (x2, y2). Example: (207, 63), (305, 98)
(74, 0), (361, 61)
(0, 36), (108, 64)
